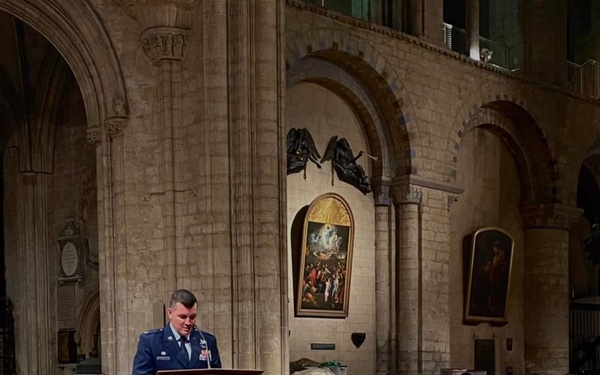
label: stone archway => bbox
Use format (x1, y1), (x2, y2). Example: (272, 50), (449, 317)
(0, 2), (129, 374)
(77, 292), (100, 359)
(452, 102), (558, 206)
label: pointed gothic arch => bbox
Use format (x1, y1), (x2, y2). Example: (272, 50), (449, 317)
(0, 0), (129, 138)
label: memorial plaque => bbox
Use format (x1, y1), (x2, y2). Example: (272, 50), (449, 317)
(57, 283), (76, 329)
(61, 242), (79, 277)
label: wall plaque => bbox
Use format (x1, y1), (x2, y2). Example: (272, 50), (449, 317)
(61, 242), (79, 277)
(58, 219), (86, 283)
(57, 283), (76, 330)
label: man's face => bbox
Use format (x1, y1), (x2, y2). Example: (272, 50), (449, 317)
(167, 302), (198, 337)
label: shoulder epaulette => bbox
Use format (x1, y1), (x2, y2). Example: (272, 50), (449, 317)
(142, 328), (163, 335)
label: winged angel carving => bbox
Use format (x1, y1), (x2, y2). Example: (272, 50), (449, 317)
(287, 128), (322, 178)
(321, 136), (372, 194)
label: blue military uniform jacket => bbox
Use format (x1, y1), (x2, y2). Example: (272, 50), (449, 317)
(132, 324), (221, 375)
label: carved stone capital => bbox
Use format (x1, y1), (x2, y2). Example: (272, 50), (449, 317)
(521, 203), (584, 230)
(86, 126), (103, 146)
(140, 27), (189, 65)
(371, 178), (392, 206)
(105, 116), (129, 137)
(391, 185), (423, 206)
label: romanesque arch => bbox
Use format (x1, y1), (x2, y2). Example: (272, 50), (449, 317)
(286, 29), (415, 182)
(449, 98), (558, 205)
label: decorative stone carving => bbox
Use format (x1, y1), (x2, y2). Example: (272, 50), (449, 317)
(86, 127), (102, 146)
(391, 185), (422, 205)
(113, 97), (128, 117)
(372, 184), (391, 206)
(140, 27), (189, 65)
(105, 116), (129, 137)
(521, 203), (583, 230)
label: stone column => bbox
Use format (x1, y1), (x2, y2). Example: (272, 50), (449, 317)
(392, 183), (422, 375)
(373, 182), (393, 375)
(467, 0), (480, 60)
(13, 173), (53, 374)
(407, 0), (444, 46)
(520, 0), (567, 84)
(521, 204), (582, 375)
(227, 1), (286, 374)
(392, 175), (462, 375)
(101, 117), (128, 375)
(389, 0), (405, 31)
(140, 25), (189, 294)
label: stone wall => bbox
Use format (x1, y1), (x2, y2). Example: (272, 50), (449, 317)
(449, 128), (524, 375)
(286, 82), (376, 375)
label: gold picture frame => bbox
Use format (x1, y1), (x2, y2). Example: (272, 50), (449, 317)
(464, 227), (514, 325)
(295, 193), (354, 318)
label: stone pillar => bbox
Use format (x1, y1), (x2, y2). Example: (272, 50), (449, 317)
(392, 175), (461, 375)
(13, 173), (53, 374)
(390, 0), (405, 31)
(140, 25), (189, 295)
(408, 0), (444, 46)
(227, 1), (286, 374)
(392, 183), (422, 375)
(101, 117), (128, 375)
(466, 0), (480, 60)
(373, 182), (393, 375)
(521, 204), (583, 375)
(520, 0), (567, 84)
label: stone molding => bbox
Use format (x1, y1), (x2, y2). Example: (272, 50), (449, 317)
(116, 0), (196, 27)
(521, 203), (584, 230)
(391, 174), (463, 205)
(105, 116), (129, 137)
(140, 27), (189, 65)
(405, 174), (464, 195)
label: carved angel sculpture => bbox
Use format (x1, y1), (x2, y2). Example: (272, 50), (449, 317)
(287, 128), (322, 177)
(321, 136), (371, 194)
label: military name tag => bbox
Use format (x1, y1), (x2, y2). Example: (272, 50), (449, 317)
(157, 356), (170, 361)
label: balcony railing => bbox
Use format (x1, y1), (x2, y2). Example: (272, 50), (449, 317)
(443, 23), (518, 71)
(567, 60), (599, 99)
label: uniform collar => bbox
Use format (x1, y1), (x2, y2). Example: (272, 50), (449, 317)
(168, 322), (190, 341)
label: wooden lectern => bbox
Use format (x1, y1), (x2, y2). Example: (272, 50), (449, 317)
(157, 369), (264, 375)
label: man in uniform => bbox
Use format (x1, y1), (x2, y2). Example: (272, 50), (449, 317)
(132, 289), (222, 374)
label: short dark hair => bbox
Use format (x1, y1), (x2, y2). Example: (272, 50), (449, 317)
(169, 289), (197, 309)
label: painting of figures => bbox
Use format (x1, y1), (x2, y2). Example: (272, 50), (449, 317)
(296, 193), (354, 318)
(464, 227), (514, 324)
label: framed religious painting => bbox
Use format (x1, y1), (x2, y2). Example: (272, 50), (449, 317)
(296, 193), (354, 318)
(464, 227), (514, 325)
